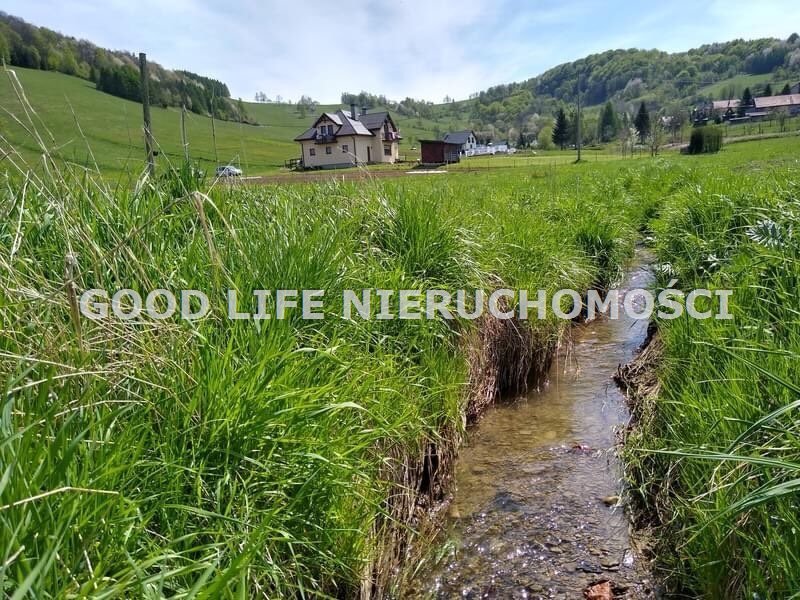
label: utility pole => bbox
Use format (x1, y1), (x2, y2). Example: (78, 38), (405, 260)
(576, 77), (583, 162)
(210, 90), (219, 165)
(138, 52), (155, 176)
(181, 104), (189, 162)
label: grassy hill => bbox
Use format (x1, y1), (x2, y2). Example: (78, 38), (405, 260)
(0, 67), (465, 177)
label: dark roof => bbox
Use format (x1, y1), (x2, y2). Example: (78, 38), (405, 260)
(312, 112), (343, 127)
(419, 139), (461, 146)
(294, 126), (318, 141)
(357, 111), (391, 130)
(294, 110), (372, 141)
(442, 130), (475, 145)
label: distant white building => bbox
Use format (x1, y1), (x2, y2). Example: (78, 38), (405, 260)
(466, 142), (515, 157)
(442, 130), (477, 155)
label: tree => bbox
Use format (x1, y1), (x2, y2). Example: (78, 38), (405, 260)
(552, 108), (569, 150)
(664, 104), (687, 143)
(776, 108), (789, 132)
(780, 83), (791, 95)
(763, 83), (773, 96)
(537, 125), (553, 150)
(648, 115), (666, 156)
(634, 102), (650, 144)
(59, 50), (78, 76)
(0, 30), (9, 64)
(739, 87), (753, 116)
(517, 129), (526, 149)
(597, 101), (619, 142)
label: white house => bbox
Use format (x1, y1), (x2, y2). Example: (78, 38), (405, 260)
(294, 105), (401, 169)
(442, 130), (477, 155)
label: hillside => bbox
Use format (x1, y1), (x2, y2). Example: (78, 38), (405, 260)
(395, 36), (800, 143)
(2, 18), (800, 176)
(0, 11), (248, 123)
(0, 67), (466, 176)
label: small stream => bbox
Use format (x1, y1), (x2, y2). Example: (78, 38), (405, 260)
(411, 257), (657, 599)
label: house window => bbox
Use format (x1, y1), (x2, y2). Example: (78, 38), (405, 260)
(326, 146), (332, 154)
(309, 148), (316, 156)
(384, 145), (391, 156)
(342, 144), (349, 153)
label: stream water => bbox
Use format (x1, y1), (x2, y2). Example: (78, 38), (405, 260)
(411, 257), (658, 599)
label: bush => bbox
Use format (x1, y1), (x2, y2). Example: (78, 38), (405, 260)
(688, 125), (723, 154)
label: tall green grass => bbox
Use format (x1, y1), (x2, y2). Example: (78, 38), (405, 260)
(0, 99), (642, 596)
(626, 164), (800, 597)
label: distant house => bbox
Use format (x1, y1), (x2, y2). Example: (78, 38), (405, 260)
(710, 99), (740, 119)
(791, 82), (800, 94)
(419, 140), (461, 166)
(442, 130), (477, 155)
(754, 94), (800, 116)
(706, 94), (800, 121)
(294, 105), (401, 169)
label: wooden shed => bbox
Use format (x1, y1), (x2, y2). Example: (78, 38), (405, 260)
(419, 140), (461, 166)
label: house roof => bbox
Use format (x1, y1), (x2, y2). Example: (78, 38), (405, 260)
(711, 99), (740, 111)
(419, 139), (462, 146)
(754, 94), (800, 109)
(314, 112), (343, 126)
(336, 111), (372, 136)
(357, 111), (392, 130)
(294, 110), (373, 141)
(294, 126), (318, 141)
(442, 130), (475, 145)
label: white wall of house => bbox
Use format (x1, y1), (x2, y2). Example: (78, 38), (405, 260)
(301, 138), (360, 168)
(366, 118), (399, 163)
(368, 134), (398, 163)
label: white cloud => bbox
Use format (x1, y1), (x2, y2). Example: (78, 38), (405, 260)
(3, 0), (798, 104)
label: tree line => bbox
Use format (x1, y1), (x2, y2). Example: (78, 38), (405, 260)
(0, 12), (251, 123)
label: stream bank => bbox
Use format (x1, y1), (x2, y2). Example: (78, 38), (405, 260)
(408, 256), (659, 599)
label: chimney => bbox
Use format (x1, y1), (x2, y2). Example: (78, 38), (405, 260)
(361, 106), (368, 116)
(350, 103), (357, 119)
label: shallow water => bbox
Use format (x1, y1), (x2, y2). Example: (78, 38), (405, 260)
(411, 259), (657, 599)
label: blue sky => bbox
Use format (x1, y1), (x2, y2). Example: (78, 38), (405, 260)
(4, 0), (799, 103)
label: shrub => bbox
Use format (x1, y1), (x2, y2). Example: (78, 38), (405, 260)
(688, 126), (723, 154)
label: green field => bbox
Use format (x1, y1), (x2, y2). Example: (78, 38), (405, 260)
(2, 79), (800, 599)
(0, 67), (466, 177)
(697, 73), (795, 99)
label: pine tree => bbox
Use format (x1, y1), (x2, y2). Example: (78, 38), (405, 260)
(763, 83), (773, 96)
(739, 87), (753, 116)
(634, 102), (650, 144)
(781, 83), (791, 95)
(597, 101), (619, 142)
(552, 108), (569, 150)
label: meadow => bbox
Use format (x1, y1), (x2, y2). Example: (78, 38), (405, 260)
(0, 84), (646, 597)
(2, 65), (800, 598)
(0, 67), (466, 178)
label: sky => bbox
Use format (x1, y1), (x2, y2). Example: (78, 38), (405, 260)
(4, 0), (800, 104)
